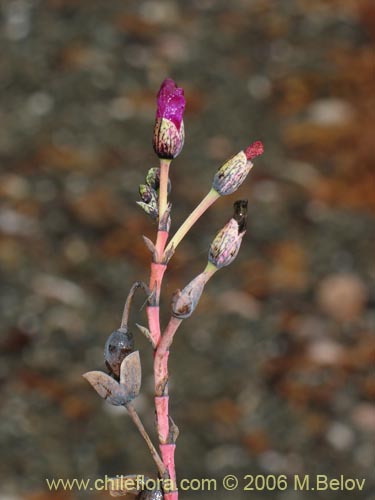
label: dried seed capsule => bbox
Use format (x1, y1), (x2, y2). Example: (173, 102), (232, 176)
(138, 489), (163, 500)
(104, 328), (135, 379)
(171, 272), (207, 319)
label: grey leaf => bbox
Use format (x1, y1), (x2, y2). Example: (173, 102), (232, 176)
(120, 351), (142, 400)
(142, 235), (156, 256)
(82, 371), (128, 406)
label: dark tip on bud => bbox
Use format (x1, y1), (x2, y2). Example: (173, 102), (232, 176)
(104, 328), (135, 379)
(233, 199), (248, 233)
(208, 200), (248, 269)
(245, 141), (264, 160)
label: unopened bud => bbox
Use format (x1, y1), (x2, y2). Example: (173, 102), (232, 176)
(145, 167), (171, 193)
(153, 118), (185, 160)
(139, 184), (157, 204)
(136, 201), (158, 220)
(153, 79), (185, 159)
(171, 272), (207, 319)
(208, 200), (248, 269)
(137, 184), (159, 220)
(212, 141), (263, 196)
(104, 328), (135, 379)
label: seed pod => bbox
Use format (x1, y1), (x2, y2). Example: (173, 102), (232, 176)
(171, 272), (207, 319)
(138, 489), (163, 500)
(104, 328), (135, 379)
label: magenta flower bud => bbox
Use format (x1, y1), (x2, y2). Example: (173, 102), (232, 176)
(212, 141), (264, 196)
(153, 78), (185, 159)
(208, 200), (248, 269)
(171, 272), (208, 319)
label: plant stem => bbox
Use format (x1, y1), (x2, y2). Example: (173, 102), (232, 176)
(121, 281), (150, 329)
(159, 159), (171, 221)
(164, 188), (220, 257)
(145, 156), (180, 496)
(157, 316), (183, 361)
(126, 402), (168, 479)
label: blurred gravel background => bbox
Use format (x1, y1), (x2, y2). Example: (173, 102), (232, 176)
(0, 0), (374, 499)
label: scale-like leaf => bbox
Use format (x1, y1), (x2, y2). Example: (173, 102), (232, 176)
(120, 351), (142, 400)
(83, 371), (128, 406)
(136, 323), (156, 348)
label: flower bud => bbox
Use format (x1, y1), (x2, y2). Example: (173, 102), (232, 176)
(153, 118), (185, 160)
(139, 184), (157, 204)
(212, 141), (264, 196)
(208, 200), (248, 269)
(153, 78), (185, 159)
(104, 328), (135, 379)
(145, 167), (171, 193)
(137, 184), (159, 220)
(136, 201), (158, 220)
(171, 272), (207, 319)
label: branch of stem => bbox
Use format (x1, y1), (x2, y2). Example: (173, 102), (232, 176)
(164, 188), (220, 258)
(125, 402), (168, 479)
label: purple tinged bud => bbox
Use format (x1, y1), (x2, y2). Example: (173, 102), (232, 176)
(145, 167), (171, 193)
(208, 200), (248, 269)
(136, 200), (159, 220)
(156, 78), (185, 129)
(171, 272), (208, 319)
(153, 78), (185, 159)
(139, 184), (157, 204)
(137, 184), (158, 219)
(146, 167), (160, 190)
(212, 151), (251, 196)
(212, 141), (263, 196)
(153, 118), (185, 160)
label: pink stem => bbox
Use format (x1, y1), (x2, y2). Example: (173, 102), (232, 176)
(164, 493), (178, 500)
(155, 395), (170, 443)
(155, 230), (169, 263)
(160, 444), (176, 483)
(153, 317), (182, 485)
(146, 160), (180, 496)
(147, 262), (167, 346)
